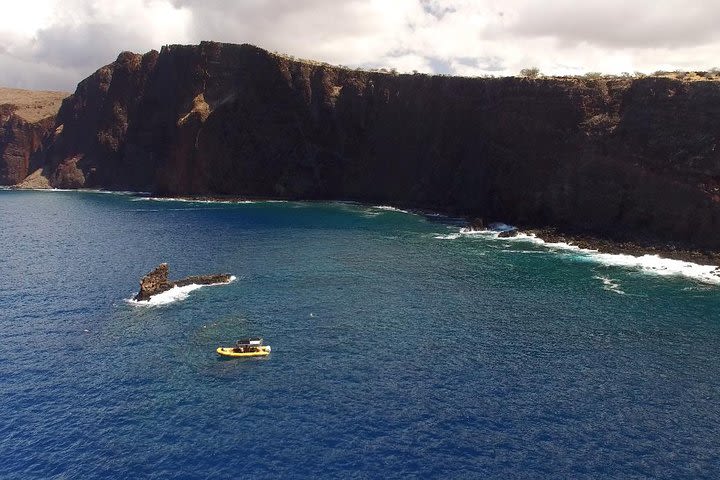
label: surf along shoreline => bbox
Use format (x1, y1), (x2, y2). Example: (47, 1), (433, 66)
(138, 193), (720, 269)
(7, 186), (720, 269)
(523, 227), (720, 268)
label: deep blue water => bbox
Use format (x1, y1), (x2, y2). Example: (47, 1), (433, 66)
(1, 190), (720, 479)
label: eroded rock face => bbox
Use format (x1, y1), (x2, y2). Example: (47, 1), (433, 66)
(468, 218), (485, 231)
(0, 89), (67, 185)
(0, 108), (54, 185)
(134, 263), (232, 301)
(136, 263), (173, 300)
(8, 42), (720, 251)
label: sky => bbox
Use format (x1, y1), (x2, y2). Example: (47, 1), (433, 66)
(2, 0), (720, 91)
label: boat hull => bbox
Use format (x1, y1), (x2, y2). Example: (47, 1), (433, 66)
(216, 346), (271, 358)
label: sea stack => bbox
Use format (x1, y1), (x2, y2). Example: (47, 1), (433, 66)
(134, 263), (232, 301)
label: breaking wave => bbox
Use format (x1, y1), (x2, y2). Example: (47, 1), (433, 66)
(126, 275), (236, 307)
(18, 188), (141, 195)
(583, 253), (720, 286)
(435, 227), (720, 285)
(133, 197), (244, 204)
(371, 205), (411, 214)
(132, 197), (288, 204)
(434, 233), (462, 240)
(594, 275), (626, 295)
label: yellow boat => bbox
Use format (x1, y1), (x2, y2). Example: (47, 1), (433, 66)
(217, 337), (271, 358)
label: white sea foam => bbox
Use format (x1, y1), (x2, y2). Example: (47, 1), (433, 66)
(20, 188), (136, 194)
(127, 275), (236, 307)
(436, 226), (508, 239)
(502, 250), (546, 255)
(458, 227), (496, 236)
(77, 189), (139, 195)
(138, 197), (238, 204)
(26, 187), (75, 192)
(372, 205), (411, 214)
(477, 230), (595, 252)
(132, 197), (288, 204)
(487, 222), (516, 232)
(435, 226), (720, 285)
(516, 234), (720, 285)
(434, 233), (462, 240)
(594, 275), (626, 295)
(586, 253), (720, 285)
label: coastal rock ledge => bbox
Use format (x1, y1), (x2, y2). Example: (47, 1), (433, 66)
(135, 263), (232, 301)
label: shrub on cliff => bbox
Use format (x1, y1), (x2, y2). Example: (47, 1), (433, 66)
(519, 67), (541, 78)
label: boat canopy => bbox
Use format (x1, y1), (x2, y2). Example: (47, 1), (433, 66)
(236, 337), (263, 346)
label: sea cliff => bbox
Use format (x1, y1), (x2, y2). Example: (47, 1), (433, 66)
(5, 42), (720, 251)
(0, 88), (67, 186)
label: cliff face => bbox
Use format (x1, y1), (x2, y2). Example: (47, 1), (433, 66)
(22, 42), (720, 250)
(0, 107), (46, 185)
(0, 88), (68, 185)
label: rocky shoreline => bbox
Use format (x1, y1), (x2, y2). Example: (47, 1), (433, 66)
(523, 227), (720, 267)
(7, 184), (719, 269)
(139, 193), (720, 268)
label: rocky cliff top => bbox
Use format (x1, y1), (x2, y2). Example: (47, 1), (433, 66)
(0, 87), (69, 123)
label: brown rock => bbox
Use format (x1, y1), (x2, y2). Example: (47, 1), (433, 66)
(15, 168), (51, 189)
(136, 263), (173, 301)
(174, 274), (234, 288)
(134, 263), (232, 301)
(468, 218), (485, 231)
(0, 88), (67, 185)
(0, 110), (54, 185)
(498, 229), (519, 238)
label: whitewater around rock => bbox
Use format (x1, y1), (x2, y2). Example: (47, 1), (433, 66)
(134, 263), (233, 301)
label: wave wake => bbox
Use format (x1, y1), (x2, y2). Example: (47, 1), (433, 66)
(126, 275), (236, 307)
(372, 205), (411, 214)
(132, 197), (241, 204)
(434, 233), (462, 240)
(132, 197), (287, 205)
(594, 275), (626, 295)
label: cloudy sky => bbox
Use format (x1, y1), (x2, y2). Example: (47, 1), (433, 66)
(2, 0), (720, 91)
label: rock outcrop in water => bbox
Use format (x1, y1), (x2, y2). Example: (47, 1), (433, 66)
(467, 218), (485, 231)
(0, 88), (67, 185)
(5, 42), (720, 252)
(498, 229), (519, 238)
(135, 263), (232, 301)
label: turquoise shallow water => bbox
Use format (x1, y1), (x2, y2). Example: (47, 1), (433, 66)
(1, 190), (719, 479)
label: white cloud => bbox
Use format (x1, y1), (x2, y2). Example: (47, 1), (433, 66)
(0, 0), (191, 90)
(1, 0), (56, 43)
(2, 0), (720, 91)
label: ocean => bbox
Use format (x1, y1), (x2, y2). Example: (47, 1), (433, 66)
(1, 189), (719, 478)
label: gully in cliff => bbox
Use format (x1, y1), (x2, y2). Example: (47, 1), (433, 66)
(134, 263), (233, 302)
